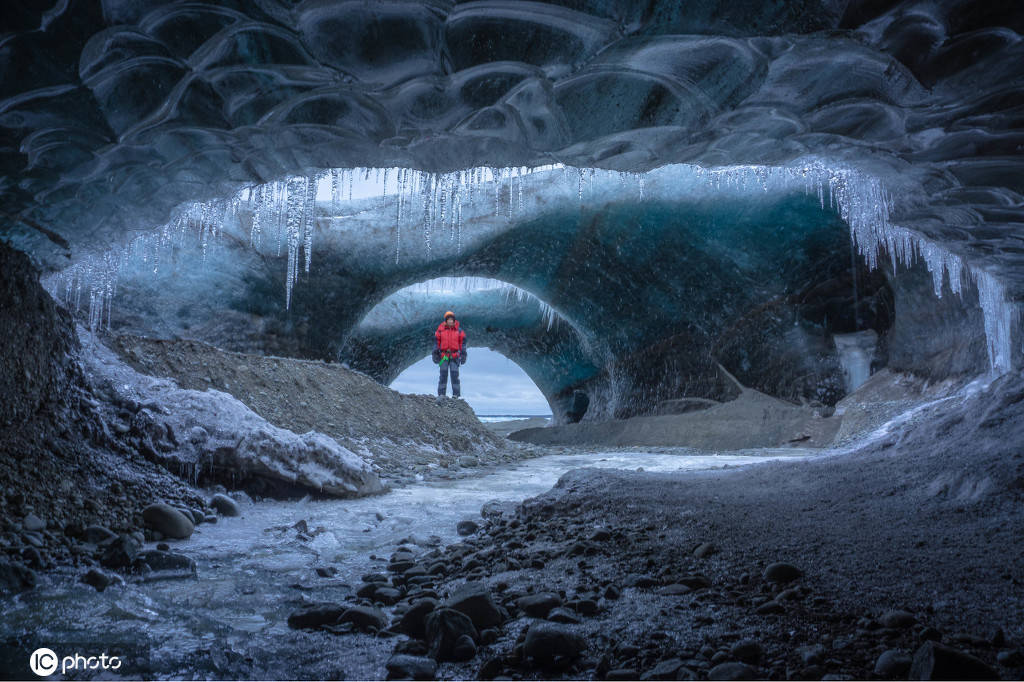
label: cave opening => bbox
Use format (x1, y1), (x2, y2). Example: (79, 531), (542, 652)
(3, 1), (1024, 678)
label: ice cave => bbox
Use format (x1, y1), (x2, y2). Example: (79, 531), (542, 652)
(1, 1), (1023, 680)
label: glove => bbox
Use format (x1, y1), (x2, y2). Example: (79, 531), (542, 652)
(460, 349), (467, 364)
(432, 349), (441, 363)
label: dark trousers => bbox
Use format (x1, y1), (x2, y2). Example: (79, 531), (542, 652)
(438, 358), (460, 397)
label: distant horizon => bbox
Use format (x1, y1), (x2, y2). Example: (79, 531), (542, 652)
(389, 347), (551, 415)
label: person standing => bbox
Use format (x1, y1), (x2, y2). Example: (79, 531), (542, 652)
(433, 311), (467, 399)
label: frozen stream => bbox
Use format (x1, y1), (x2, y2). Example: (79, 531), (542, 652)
(2, 448), (813, 678)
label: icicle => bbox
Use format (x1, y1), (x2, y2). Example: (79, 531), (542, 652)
(331, 169), (341, 213)
(303, 175), (316, 273)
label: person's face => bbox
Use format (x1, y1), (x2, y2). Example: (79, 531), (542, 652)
(445, 317), (455, 327)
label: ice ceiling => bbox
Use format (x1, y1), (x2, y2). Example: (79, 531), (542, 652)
(2, 0), (1023, 418)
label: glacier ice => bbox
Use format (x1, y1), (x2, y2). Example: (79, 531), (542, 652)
(47, 159), (1018, 374)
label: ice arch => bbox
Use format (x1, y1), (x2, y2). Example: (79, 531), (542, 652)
(342, 277), (606, 423)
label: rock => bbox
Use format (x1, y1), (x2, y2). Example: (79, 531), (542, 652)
(375, 587), (403, 605)
(340, 605), (387, 632)
(156, 542), (170, 551)
(210, 493), (240, 517)
(547, 607), (581, 624)
(708, 661), (758, 680)
(287, 603), (346, 629)
(0, 560), (36, 594)
(523, 622), (586, 664)
(385, 654), (437, 680)
(875, 649), (912, 677)
(657, 583), (693, 596)
(517, 592), (562, 617)
(996, 649), (1022, 666)
(730, 639), (764, 664)
(316, 566), (337, 578)
(83, 525), (117, 544)
(100, 534), (141, 569)
(133, 550), (195, 573)
(458, 456), (479, 468)
(142, 503), (194, 539)
(397, 598), (438, 639)
(446, 582), (504, 629)
(456, 520), (479, 536)
(604, 585), (621, 600)
(797, 645), (826, 666)
(452, 633), (477, 661)
(879, 610), (916, 629)
(589, 528), (612, 542)
(480, 500), (517, 520)
(763, 562), (802, 583)
(606, 669), (641, 681)
(755, 600), (785, 615)
(641, 658), (697, 680)
(693, 542), (716, 558)
(81, 568), (122, 592)
(23, 513), (45, 532)
(425, 608), (478, 662)
(910, 641), (998, 680)
(567, 598), (599, 615)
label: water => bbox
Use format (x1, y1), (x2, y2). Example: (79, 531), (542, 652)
(475, 415), (551, 423)
(0, 447), (812, 679)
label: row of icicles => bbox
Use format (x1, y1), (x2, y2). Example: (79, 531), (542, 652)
(46, 161), (1015, 374)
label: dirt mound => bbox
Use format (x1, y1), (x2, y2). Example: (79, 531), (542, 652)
(106, 334), (518, 486)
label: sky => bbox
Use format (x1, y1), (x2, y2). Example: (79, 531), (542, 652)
(389, 347), (551, 415)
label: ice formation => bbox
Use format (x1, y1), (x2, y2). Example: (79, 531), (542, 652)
(79, 326), (383, 497)
(47, 160), (1017, 374)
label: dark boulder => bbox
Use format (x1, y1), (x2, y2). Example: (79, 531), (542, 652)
(425, 608), (478, 662)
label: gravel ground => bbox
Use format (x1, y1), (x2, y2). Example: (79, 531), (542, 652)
(290, 372), (1024, 681)
(106, 334), (541, 487)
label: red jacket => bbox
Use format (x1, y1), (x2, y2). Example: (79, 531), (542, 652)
(435, 320), (466, 357)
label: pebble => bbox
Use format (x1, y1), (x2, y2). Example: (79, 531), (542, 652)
(517, 592), (562, 617)
(456, 520), (479, 536)
(546, 607), (581, 624)
(81, 568), (122, 592)
(878, 609), (916, 629)
(134, 549), (195, 573)
(910, 641), (997, 680)
(210, 493), (240, 517)
(287, 603), (346, 629)
(23, 513), (45, 532)
(425, 608), (478, 662)
(397, 598), (438, 638)
(339, 605), (386, 632)
(763, 562), (802, 583)
(385, 654), (437, 681)
(641, 658), (695, 680)
(523, 622), (586, 664)
(142, 503), (194, 539)
(874, 649), (912, 677)
(100, 534), (141, 569)
(83, 525), (117, 545)
(730, 639), (763, 664)
(446, 581), (504, 629)
(708, 662), (758, 680)
(693, 542), (716, 558)
(755, 600), (785, 615)
(452, 633), (477, 661)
